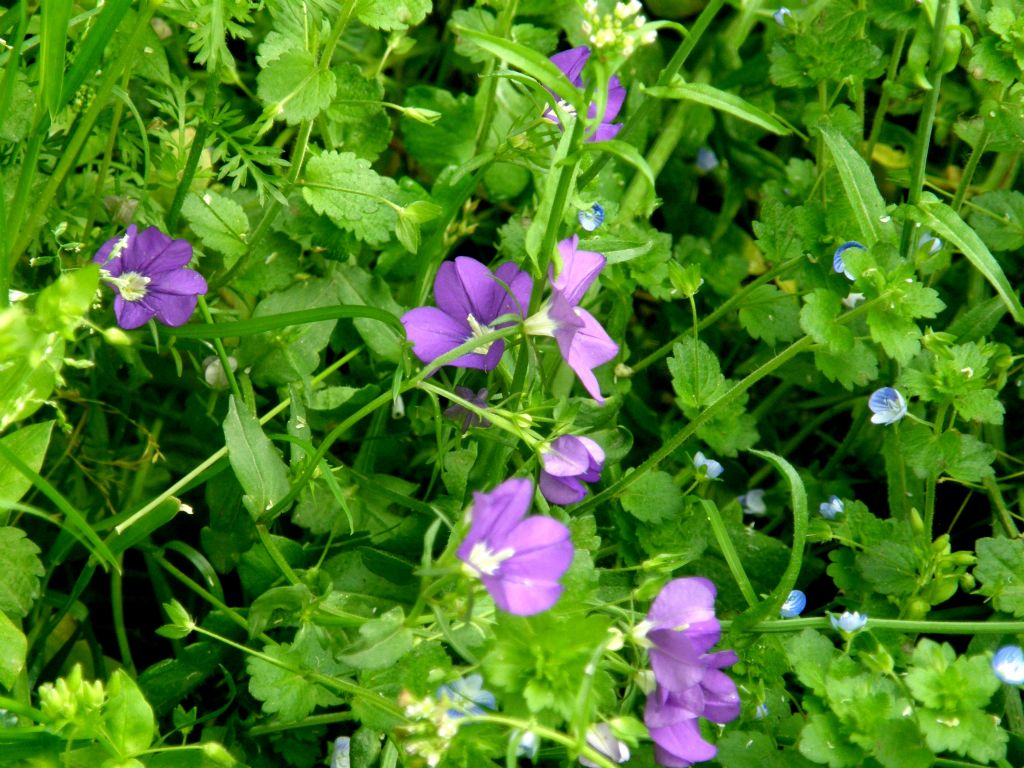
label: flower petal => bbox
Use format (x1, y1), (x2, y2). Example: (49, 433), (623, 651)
(113, 295), (155, 329)
(554, 306), (618, 403)
(539, 471), (587, 506)
(435, 257), (505, 325)
(494, 261), (534, 319)
(148, 291), (201, 327)
(150, 266), (208, 296)
(456, 477), (534, 558)
(549, 46), (590, 85)
(125, 227), (194, 273)
(649, 717), (717, 767)
(551, 235), (606, 306)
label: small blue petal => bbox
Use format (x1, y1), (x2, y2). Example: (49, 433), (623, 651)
(780, 590), (806, 618)
(437, 674), (496, 718)
(773, 7), (791, 26)
(695, 147), (719, 172)
(830, 611), (867, 634)
(331, 737), (351, 768)
(739, 488), (767, 515)
(832, 241), (865, 280)
(694, 451), (724, 479)
(819, 495), (844, 520)
(917, 232), (942, 255)
(868, 387), (907, 425)
(578, 203), (605, 232)
(755, 702), (770, 719)
(993, 646), (1024, 686)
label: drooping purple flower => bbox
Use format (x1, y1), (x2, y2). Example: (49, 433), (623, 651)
(456, 478), (574, 616)
(524, 236), (619, 402)
(544, 46), (626, 142)
(539, 435), (605, 505)
(444, 387), (491, 432)
(402, 258), (532, 371)
(93, 224), (207, 329)
(737, 488), (766, 515)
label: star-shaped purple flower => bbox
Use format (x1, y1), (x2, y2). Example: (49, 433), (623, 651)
(402, 257), (532, 371)
(456, 478), (573, 616)
(93, 225), (208, 329)
(644, 668), (741, 767)
(544, 46), (626, 142)
(539, 435), (605, 505)
(525, 236), (619, 402)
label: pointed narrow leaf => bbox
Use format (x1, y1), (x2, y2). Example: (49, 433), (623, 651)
(915, 200), (1024, 323)
(581, 139), (656, 190)
(644, 82), (791, 135)
(39, 0), (72, 117)
(223, 396), (291, 520)
(820, 125), (886, 244)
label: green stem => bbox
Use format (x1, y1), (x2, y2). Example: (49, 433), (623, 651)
(923, 403), (948, 539)
(864, 29), (908, 161)
(629, 255), (803, 374)
(256, 523), (301, 585)
(731, 617), (1024, 635)
(984, 476), (1020, 538)
(151, 551), (252, 634)
(473, 0), (519, 152)
(165, 68), (220, 232)
(618, 99), (687, 220)
(196, 295), (243, 401)
(462, 714), (618, 768)
(950, 126), (989, 214)
(577, 0), (727, 189)
(110, 556), (135, 675)
(0, 1), (29, 307)
(703, 499), (758, 607)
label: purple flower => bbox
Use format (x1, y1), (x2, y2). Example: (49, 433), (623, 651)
(524, 236), (619, 402)
(93, 225), (207, 329)
(644, 668), (740, 767)
(456, 478), (574, 616)
(544, 46), (626, 142)
(402, 257), (532, 371)
(832, 241), (865, 281)
(444, 387), (490, 432)
(539, 435), (605, 505)
(695, 147), (719, 173)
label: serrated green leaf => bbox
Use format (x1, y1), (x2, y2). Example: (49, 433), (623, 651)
(619, 470), (684, 524)
(814, 340), (878, 390)
(968, 189), (1024, 251)
(339, 608), (413, 669)
(0, 527), (43, 620)
(302, 151), (398, 245)
(866, 307), (921, 365)
(181, 191), (249, 263)
(223, 396), (290, 521)
(974, 537), (1024, 617)
(737, 285), (802, 345)
(0, 611), (26, 690)
(668, 338), (725, 410)
(247, 632), (343, 721)
(355, 0), (430, 30)
(258, 48), (336, 124)
(783, 630), (836, 697)
(645, 82), (791, 135)
(800, 290), (852, 352)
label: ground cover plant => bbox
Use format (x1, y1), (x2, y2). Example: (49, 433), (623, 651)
(3, 0), (1024, 766)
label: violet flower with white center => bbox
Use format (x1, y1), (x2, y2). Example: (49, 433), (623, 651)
(402, 257), (532, 371)
(868, 387), (907, 425)
(544, 46), (625, 142)
(578, 203), (605, 232)
(93, 225), (208, 329)
(579, 723), (631, 767)
(444, 387), (490, 432)
(539, 435), (605, 505)
(992, 646), (1024, 686)
(456, 478), (574, 616)
(693, 451), (724, 479)
(525, 236), (619, 402)
(436, 673), (496, 718)
(738, 488), (766, 515)
(830, 610), (868, 635)
(832, 241), (865, 281)
(780, 590), (806, 618)
(819, 495), (844, 519)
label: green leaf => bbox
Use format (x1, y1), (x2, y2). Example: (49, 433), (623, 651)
(820, 125), (886, 244)
(0, 611), (26, 690)
(35, 264), (101, 339)
(866, 307), (921, 365)
(104, 670), (155, 757)
(257, 49), (337, 124)
(915, 198), (1024, 323)
(328, 263), (404, 363)
(0, 421), (53, 505)
(0, 527), (43, 620)
(355, 0), (430, 30)
(401, 86), (475, 173)
(783, 630), (836, 697)
(339, 608), (413, 669)
(247, 631), (343, 721)
(799, 712), (864, 767)
(39, 0), (72, 118)
(181, 191), (250, 263)
(800, 290), (852, 353)
(974, 537), (1024, 617)
(302, 151), (398, 245)
(450, 9), (558, 65)
(968, 190), (1024, 252)
(581, 139), (657, 191)
(645, 82), (791, 135)
(223, 396), (290, 520)
(619, 470), (684, 524)
(668, 338), (725, 410)
(737, 285), (802, 345)
(814, 340), (878, 390)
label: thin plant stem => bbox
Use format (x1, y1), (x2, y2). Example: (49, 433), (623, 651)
(950, 126), (989, 214)
(731, 617), (1024, 635)
(165, 68), (220, 232)
(864, 29), (908, 160)
(110, 556), (135, 675)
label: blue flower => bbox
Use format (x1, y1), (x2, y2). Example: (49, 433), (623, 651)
(830, 611), (867, 635)
(993, 646), (1024, 686)
(773, 7), (792, 26)
(578, 203), (605, 232)
(695, 147), (719, 172)
(819, 495), (844, 520)
(331, 737), (351, 768)
(780, 590), (806, 618)
(754, 702), (769, 719)
(832, 241), (865, 280)
(436, 674), (496, 718)
(580, 723), (631, 767)
(512, 729), (539, 759)
(917, 232), (942, 255)
(738, 488), (766, 515)
(693, 451), (724, 479)
(868, 387), (907, 425)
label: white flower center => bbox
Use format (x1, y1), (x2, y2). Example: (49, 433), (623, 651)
(116, 271), (151, 301)
(523, 303), (558, 337)
(465, 541), (515, 577)
(466, 314), (495, 355)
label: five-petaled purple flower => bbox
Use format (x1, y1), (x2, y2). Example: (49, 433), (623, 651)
(641, 578), (740, 767)
(525, 236), (619, 402)
(456, 478), (573, 616)
(402, 257), (532, 371)
(539, 435), (605, 505)
(93, 225), (208, 329)
(544, 46), (625, 142)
